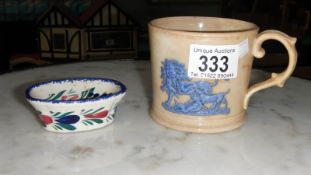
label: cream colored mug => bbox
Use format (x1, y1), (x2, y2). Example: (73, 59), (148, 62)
(148, 16), (297, 133)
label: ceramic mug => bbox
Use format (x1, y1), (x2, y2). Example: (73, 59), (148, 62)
(148, 16), (297, 133)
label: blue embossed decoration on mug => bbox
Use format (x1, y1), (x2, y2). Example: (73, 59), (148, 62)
(160, 59), (230, 116)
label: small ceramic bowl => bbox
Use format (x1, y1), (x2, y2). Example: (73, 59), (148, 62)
(25, 77), (126, 133)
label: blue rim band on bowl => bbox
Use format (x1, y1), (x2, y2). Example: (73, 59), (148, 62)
(25, 77), (127, 104)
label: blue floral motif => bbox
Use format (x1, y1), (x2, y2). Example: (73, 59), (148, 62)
(160, 59), (230, 116)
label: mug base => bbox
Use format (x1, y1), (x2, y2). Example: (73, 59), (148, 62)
(150, 109), (246, 133)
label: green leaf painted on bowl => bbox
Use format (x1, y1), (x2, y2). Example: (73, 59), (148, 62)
(54, 125), (63, 130)
(81, 109), (94, 115)
(68, 89), (76, 94)
(52, 112), (61, 117)
(88, 119), (103, 124)
(90, 107), (105, 115)
(56, 123), (76, 131)
(81, 89), (89, 99)
(47, 90), (66, 100)
(82, 120), (94, 125)
(46, 94), (55, 100)
(81, 87), (95, 99)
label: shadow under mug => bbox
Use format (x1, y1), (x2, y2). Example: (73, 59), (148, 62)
(148, 16), (297, 133)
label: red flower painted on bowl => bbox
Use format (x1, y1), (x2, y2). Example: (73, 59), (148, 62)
(61, 96), (67, 100)
(85, 110), (109, 118)
(40, 115), (53, 125)
(61, 95), (79, 101)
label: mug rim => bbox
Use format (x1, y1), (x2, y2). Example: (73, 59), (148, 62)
(25, 77), (127, 104)
(149, 16), (258, 33)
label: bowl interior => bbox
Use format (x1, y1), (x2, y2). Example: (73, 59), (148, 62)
(26, 78), (126, 102)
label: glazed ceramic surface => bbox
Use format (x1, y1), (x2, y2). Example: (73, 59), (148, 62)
(25, 78), (126, 133)
(149, 17), (297, 133)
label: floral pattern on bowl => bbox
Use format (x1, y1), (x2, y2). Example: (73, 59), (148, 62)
(45, 87), (108, 101)
(38, 107), (115, 131)
(25, 78), (126, 133)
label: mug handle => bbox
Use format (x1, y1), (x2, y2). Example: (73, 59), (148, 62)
(243, 30), (298, 109)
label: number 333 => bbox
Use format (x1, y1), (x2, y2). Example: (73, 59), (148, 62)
(198, 55), (229, 72)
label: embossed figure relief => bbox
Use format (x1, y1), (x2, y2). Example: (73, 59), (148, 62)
(160, 59), (230, 116)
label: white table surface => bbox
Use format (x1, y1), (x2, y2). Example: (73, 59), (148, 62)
(0, 60), (310, 175)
